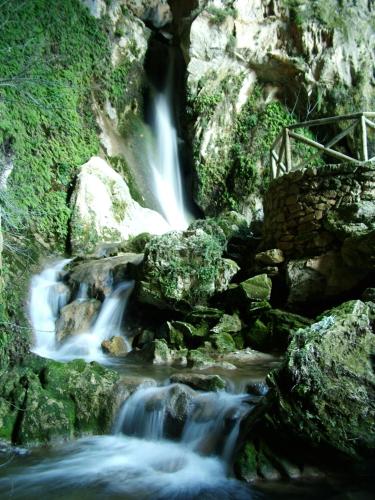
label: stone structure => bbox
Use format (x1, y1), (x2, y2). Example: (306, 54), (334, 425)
(263, 162), (375, 257)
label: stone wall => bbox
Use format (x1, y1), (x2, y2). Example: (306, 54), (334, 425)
(263, 162), (375, 257)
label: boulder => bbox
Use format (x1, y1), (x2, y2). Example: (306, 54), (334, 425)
(101, 336), (129, 356)
(166, 320), (207, 349)
(138, 227), (239, 310)
(245, 309), (312, 351)
(210, 332), (236, 353)
(225, 274), (272, 310)
(0, 356), (122, 445)
(255, 249), (285, 266)
(127, 339), (188, 367)
(287, 252), (367, 306)
(188, 345), (237, 371)
(169, 373), (227, 392)
(341, 230), (375, 270)
(68, 253), (143, 297)
(56, 299), (101, 343)
(70, 157), (170, 254)
(266, 300), (375, 458)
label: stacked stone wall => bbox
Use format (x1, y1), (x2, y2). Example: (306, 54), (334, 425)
(263, 162), (375, 257)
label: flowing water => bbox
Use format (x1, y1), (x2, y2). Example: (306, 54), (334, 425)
(29, 260), (134, 363)
(147, 53), (192, 230)
(0, 384), (255, 500)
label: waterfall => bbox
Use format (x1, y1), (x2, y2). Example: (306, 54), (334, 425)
(29, 261), (134, 363)
(29, 259), (71, 356)
(147, 52), (192, 230)
(0, 384), (254, 499)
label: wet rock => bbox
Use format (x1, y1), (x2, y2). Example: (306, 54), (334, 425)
(68, 253), (143, 297)
(266, 300), (375, 458)
(225, 274), (272, 311)
(127, 339), (188, 367)
(188, 345), (237, 371)
(245, 309), (312, 351)
(219, 348), (276, 366)
(0, 355), (122, 445)
(101, 336), (128, 356)
(211, 313), (242, 335)
(210, 332), (236, 353)
(56, 299), (101, 343)
(255, 249), (285, 266)
(190, 211), (249, 242)
(170, 373), (227, 392)
(362, 288), (375, 302)
(286, 252), (367, 306)
(167, 320), (208, 349)
(341, 229), (375, 270)
(138, 227), (239, 310)
(185, 306), (225, 325)
(245, 381), (269, 397)
(70, 157), (170, 254)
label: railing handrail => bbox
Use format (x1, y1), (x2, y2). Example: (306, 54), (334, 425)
(270, 111), (375, 179)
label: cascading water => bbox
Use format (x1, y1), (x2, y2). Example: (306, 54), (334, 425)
(29, 259), (71, 357)
(0, 384), (255, 499)
(29, 260), (134, 363)
(147, 49), (192, 230)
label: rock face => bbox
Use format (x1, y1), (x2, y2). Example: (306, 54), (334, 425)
(81, 0), (172, 28)
(266, 300), (375, 458)
(138, 226), (239, 310)
(286, 252), (368, 306)
(56, 299), (101, 343)
(0, 356), (122, 445)
(101, 336), (129, 356)
(68, 253), (143, 297)
(70, 157), (170, 254)
(184, 0), (375, 217)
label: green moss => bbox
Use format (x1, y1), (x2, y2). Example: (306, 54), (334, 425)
(206, 4), (237, 25)
(193, 83), (323, 215)
(210, 331), (236, 353)
(109, 156), (144, 205)
(0, 356), (120, 445)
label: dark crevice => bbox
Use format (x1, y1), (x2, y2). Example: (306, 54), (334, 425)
(11, 377), (29, 445)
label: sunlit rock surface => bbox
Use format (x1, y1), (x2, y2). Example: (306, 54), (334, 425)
(70, 157), (170, 254)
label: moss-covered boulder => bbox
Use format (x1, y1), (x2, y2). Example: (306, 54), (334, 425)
(0, 356), (121, 446)
(169, 373), (227, 392)
(138, 227), (239, 310)
(265, 300), (375, 458)
(166, 321), (208, 349)
(225, 274), (272, 313)
(245, 309), (312, 352)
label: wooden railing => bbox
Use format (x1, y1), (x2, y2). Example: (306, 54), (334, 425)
(270, 111), (375, 179)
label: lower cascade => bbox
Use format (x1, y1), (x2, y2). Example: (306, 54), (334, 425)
(0, 384), (254, 499)
(29, 260), (134, 363)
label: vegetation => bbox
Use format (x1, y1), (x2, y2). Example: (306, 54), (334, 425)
(206, 3), (237, 25)
(0, 0), (133, 323)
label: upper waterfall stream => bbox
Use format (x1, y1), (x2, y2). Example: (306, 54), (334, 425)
(146, 45), (192, 230)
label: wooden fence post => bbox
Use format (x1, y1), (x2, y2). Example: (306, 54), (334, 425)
(361, 114), (368, 161)
(284, 128), (292, 172)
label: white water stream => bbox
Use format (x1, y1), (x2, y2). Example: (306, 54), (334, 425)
(147, 58), (192, 230)
(0, 384), (254, 499)
(29, 260), (134, 363)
